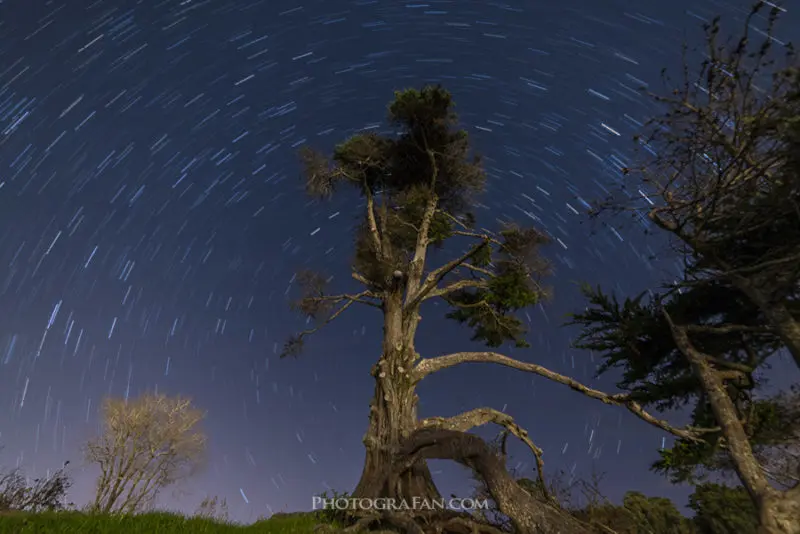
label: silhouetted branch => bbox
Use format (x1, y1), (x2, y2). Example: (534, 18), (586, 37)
(414, 351), (716, 442)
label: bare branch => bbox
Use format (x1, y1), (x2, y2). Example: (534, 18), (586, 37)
(453, 230), (504, 246)
(428, 279), (489, 299)
(460, 263), (496, 278)
(405, 238), (492, 312)
(722, 253), (800, 278)
(437, 209), (471, 230)
(406, 151), (440, 299)
(413, 352), (714, 442)
(364, 182), (383, 258)
(351, 271), (371, 286)
(290, 271), (383, 319)
(686, 323), (772, 335)
(303, 291), (383, 310)
(284, 296), (363, 357)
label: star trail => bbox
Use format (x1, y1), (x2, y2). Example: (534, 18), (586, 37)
(0, 0), (797, 525)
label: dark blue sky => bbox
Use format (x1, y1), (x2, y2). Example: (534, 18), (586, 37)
(1, 0), (798, 525)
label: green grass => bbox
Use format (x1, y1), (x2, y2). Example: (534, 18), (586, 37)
(0, 510), (325, 534)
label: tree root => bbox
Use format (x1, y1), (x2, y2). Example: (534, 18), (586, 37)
(394, 429), (593, 534)
(418, 407), (553, 504)
(320, 432), (590, 534)
(321, 428), (595, 534)
(314, 509), (508, 534)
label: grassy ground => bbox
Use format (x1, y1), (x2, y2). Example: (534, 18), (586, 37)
(0, 510), (325, 533)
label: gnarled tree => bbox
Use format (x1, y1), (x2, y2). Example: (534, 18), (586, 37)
(85, 392), (206, 514)
(286, 85), (712, 534)
(572, 3), (800, 533)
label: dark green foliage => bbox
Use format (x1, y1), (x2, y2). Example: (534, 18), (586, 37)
(498, 475), (764, 534)
(572, 491), (695, 534)
(445, 288), (525, 348)
(619, 492), (693, 534)
(568, 281), (799, 483)
(445, 225), (550, 348)
(499, 476), (696, 534)
(299, 86), (486, 290)
(299, 133), (392, 199)
(386, 88), (484, 213)
(569, 282), (776, 411)
(311, 84), (486, 212)
(652, 428), (723, 484)
(688, 483), (759, 534)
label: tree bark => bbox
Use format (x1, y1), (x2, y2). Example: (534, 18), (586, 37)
(352, 374), (440, 501)
(759, 492), (800, 534)
(666, 311), (800, 534)
(353, 289), (441, 502)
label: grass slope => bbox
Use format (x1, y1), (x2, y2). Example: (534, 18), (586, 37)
(0, 510), (324, 534)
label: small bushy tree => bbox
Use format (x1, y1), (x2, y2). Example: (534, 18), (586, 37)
(86, 392), (207, 514)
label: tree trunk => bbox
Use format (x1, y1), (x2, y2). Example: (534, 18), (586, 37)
(758, 492), (800, 534)
(352, 375), (440, 500)
(731, 277), (800, 370)
(352, 289), (441, 502)
(669, 317), (800, 534)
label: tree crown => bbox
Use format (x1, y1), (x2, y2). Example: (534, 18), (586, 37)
(286, 85), (551, 356)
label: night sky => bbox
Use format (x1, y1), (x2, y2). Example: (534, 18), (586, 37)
(1, 0), (798, 525)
